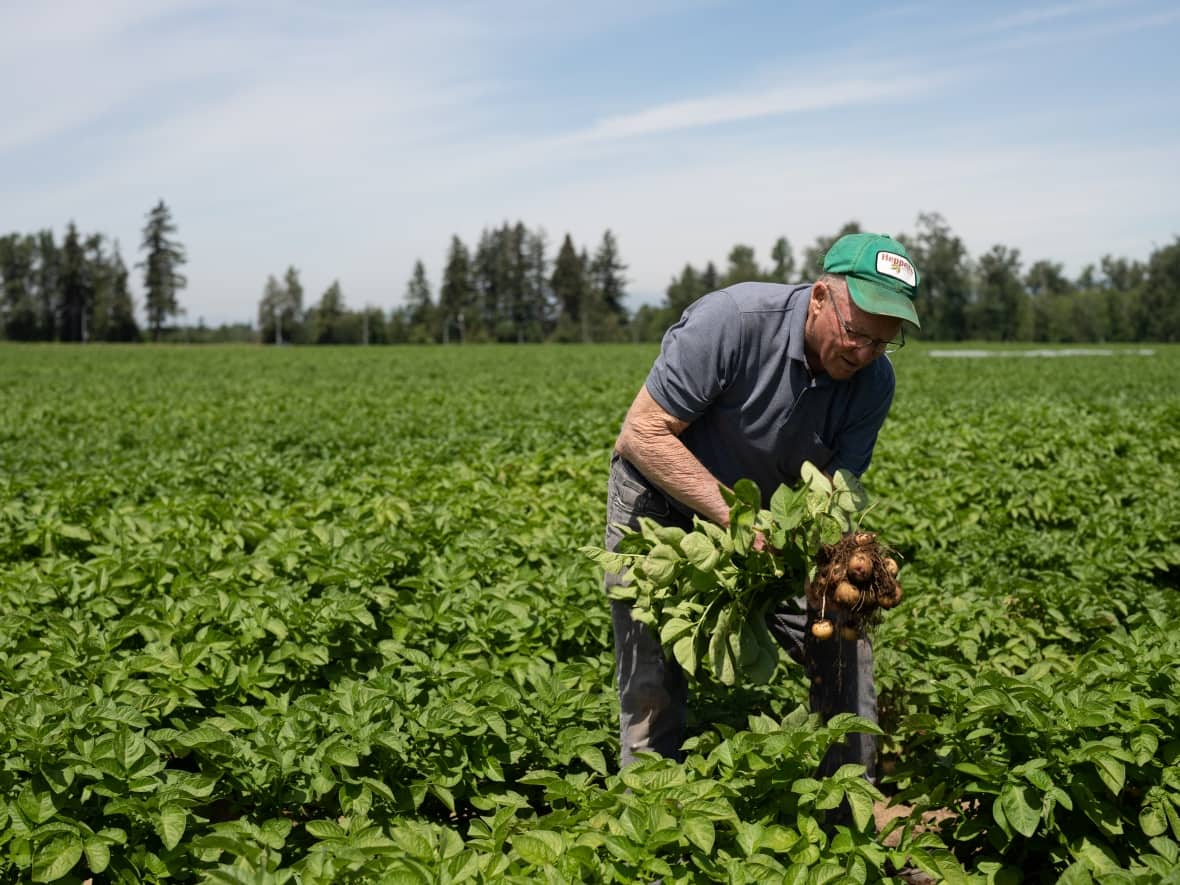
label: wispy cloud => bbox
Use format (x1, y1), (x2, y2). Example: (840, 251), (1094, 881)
(968, 1), (1180, 49)
(563, 73), (935, 144)
(973, 0), (1124, 33)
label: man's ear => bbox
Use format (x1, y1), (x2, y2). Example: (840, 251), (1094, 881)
(810, 280), (827, 313)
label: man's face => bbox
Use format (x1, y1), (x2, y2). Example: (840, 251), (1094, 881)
(805, 280), (902, 380)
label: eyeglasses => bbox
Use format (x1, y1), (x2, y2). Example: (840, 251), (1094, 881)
(829, 291), (906, 355)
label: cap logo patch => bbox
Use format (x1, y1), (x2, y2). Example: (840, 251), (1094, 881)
(876, 251), (916, 287)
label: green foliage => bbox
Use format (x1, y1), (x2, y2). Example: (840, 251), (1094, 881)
(0, 342), (1178, 881)
(590, 466), (869, 686)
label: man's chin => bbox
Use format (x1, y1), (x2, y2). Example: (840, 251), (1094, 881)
(828, 358), (859, 379)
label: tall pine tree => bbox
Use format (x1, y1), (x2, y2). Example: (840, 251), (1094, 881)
(59, 222), (92, 342)
(138, 200), (187, 341)
(439, 236), (474, 344)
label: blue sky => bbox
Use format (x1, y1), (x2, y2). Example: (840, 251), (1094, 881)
(3, 0), (1179, 327)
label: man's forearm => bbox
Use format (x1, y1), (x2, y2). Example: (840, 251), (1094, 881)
(616, 431), (730, 526)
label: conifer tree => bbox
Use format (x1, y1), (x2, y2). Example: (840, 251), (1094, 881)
(550, 234), (587, 342)
(591, 229), (627, 318)
(138, 200), (187, 341)
(720, 244), (762, 287)
(440, 236), (474, 344)
(770, 236), (796, 282)
(35, 230), (60, 340)
(404, 260), (435, 343)
(105, 244), (139, 341)
(59, 222), (91, 342)
(0, 234), (39, 340)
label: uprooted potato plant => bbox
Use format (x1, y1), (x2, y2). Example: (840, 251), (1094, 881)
(586, 462), (904, 686)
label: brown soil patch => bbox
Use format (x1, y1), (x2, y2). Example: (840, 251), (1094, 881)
(873, 800), (958, 847)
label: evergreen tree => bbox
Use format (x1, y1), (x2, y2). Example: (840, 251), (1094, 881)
(720, 244), (762, 287)
(502, 222), (530, 342)
(104, 245), (139, 341)
(59, 223), (92, 342)
(0, 234), (39, 340)
(591, 229), (628, 319)
(770, 236), (796, 283)
(138, 200), (187, 340)
(525, 228), (552, 339)
(666, 263), (706, 318)
(700, 261), (719, 294)
(550, 234), (588, 342)
(439, 236), (474, 343)
(404, 260), (435, 343)
(579, 247), (596, 342)
(35, 230), (61, 340)
(472, 227), (503, 341)
(84, 233), (112, 341)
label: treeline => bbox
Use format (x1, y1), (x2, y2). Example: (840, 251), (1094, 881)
(628, 214), (1180, 344)
(265, 213), (1180, 345)
(0, 200), (186, 343)
(255, 223), (629, 345)
(4, 209), (1179, 344)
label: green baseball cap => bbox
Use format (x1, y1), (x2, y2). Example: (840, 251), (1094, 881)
(822, 233), (921, 328)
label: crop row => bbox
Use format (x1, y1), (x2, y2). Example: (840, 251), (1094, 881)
(1, 344), (1178, 882)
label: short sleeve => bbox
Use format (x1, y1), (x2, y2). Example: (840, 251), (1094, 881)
(830, 359), (896, 476)
(645, 290), (744, 422)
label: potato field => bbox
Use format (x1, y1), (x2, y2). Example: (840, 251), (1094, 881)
(1, 342), (1178, 884)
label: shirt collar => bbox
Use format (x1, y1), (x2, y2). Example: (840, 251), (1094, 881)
(787, 284), (812, 365)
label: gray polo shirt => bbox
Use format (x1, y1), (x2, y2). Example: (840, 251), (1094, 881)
(644, 282), (895, 507)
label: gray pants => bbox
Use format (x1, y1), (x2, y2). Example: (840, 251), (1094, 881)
(605, 454), (878, 779)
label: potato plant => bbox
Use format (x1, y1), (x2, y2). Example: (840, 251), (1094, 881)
(0, 342), (1178, 882)
(588, 463), (901, 686)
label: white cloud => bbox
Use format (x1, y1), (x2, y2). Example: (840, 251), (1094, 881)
(563, 74), (934, 144)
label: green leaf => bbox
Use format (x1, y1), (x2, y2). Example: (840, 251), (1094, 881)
(582, 546), (634, 574)
(58, 524), (92, 541)
(999, 782), (1040, 838)
(680, 533), (720, 572)
(831, 469), (868, 513)
(845, 785), (877, 831)
(18, 787), (57, 826)
(578, 746), (608, 776)
(642, 544), (680, 587)
(325, 743), (360, 767)
(1092, 753), (1126, 795)
(650, 525), (687, 546)
(512, 829), (565, 866)
(84, 838), (111, 874)
(682, 817), (715, 853)
(1140, 803), (1169, 838)
(157, 805), (187, 851)
(306, 819), (346, 840)
(732, 478), (762, 509)
(660, 617), (695, 645)
(800, 462), (831, 496)
(672, 633), (699, 676)
(31, 833), (83, 883)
